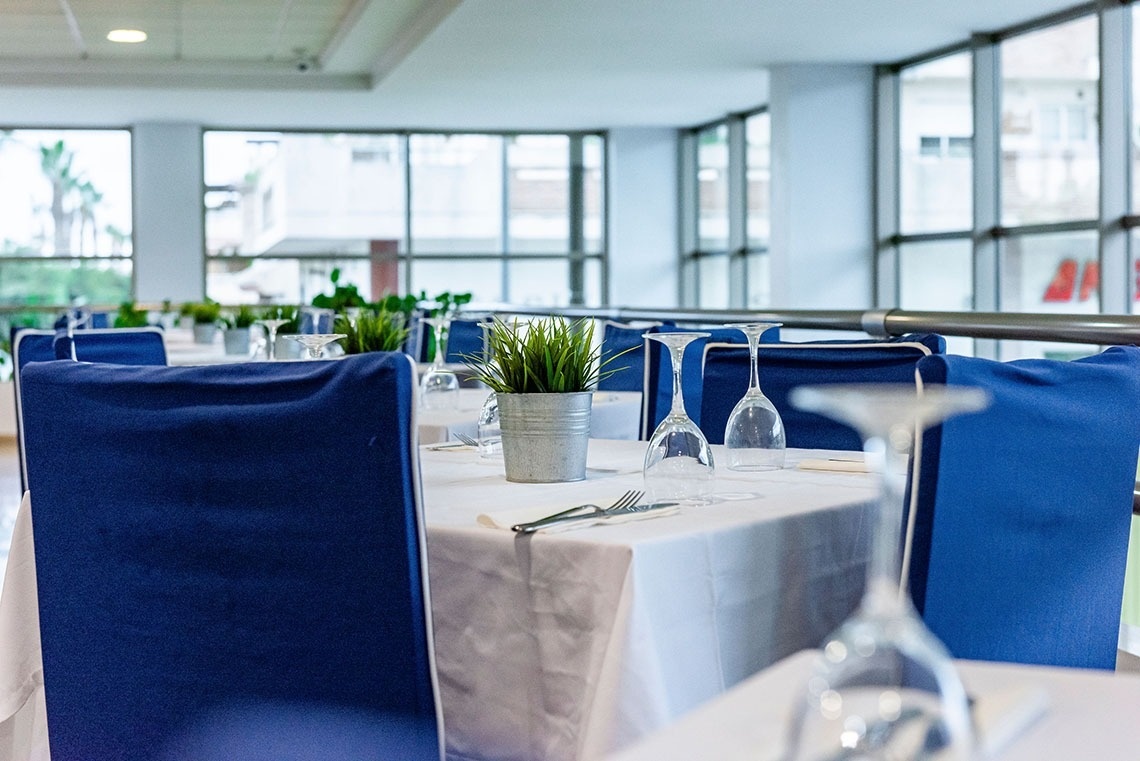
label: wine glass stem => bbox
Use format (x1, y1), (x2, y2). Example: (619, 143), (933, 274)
(433, 322), (447, 369)
(747, 331), (761, 393)
(267, 327), (278, 360)
(668, 343), (688, 418)
(863, 432), (910, 617)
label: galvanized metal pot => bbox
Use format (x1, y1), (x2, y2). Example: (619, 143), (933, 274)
(497, 391), (593, 483)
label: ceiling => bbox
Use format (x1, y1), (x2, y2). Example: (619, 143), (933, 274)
(0, 0), (1088, 130)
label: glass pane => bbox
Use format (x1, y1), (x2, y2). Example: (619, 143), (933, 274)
(581, 257), (603, 306)
(206, 257), (372, 305)
(899, 53), (973, 233)
(745, 251), (771, 308)
(583, 136), (605, 255)
(409, 258), (501, 303)
(507, 135), (568, 254)
(0, 258), (132, 307)
(410, 134), (503, 254)
(1132, 5), (1140, 212)
(506, 259), (572, 305)
(697, 255), (729, 308)
(204, 132), (406, 259)
(1001, 16), (1099, 225)
(0, 129), (132, 258)
(745, 112), (770, 247)
(898, 239), (974, 356)
(697, 124), (729, 251)
(1000, 231), (1098, 314)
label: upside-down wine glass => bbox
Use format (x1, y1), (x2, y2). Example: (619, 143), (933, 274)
(255, 317), (291, 360)
(642, 331), (715, 505)
(723, 322), (785, 471)
(783, 383), (990, 761)
(420, 316), (459, 410)
(288, 333), (346, 360)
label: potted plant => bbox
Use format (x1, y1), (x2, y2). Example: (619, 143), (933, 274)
(113, 301), (149, 328)
(189, 301), (221, 344)
(335, 311), (409, 355)
(464, 316), (625, 483)
(221, 304), (256, 355)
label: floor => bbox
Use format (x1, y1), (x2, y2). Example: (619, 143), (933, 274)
(0, 437), (1137, 672)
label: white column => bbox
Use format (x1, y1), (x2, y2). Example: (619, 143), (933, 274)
(606, 128), (679, 308)
(769, 64), (875, 310)
(132, 123), (204, 304)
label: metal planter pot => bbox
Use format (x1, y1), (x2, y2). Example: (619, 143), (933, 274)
(192, 323), (218, 345)
(223, 328), (250, 355)
(497, 391), (593, 483)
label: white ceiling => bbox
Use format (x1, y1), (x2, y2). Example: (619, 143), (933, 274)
(0, 0), (1086, 130)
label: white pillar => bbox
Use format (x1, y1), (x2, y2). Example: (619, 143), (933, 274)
(769, 64), (875, 309)
(132, 123), (204, 304)
(606, 128), (679, 308)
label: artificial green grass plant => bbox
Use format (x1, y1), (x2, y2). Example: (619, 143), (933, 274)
(465, 316), (626, 394)
(335, 311), (409, 354)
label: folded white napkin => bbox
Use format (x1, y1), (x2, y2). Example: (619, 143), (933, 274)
(476, 503), (680, 533)
(795, 457), (869, 473)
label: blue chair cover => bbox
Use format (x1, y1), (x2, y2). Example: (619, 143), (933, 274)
(597, 320), (660, 393)
(19, 353), (440, 760)
(641, 324), (778, 440)
(89, 311), (112, 329)
(52, 326), (168, 365)
(445, 318), (490, 364)
(699, 334), (945, 448)
(299, 307), (335, 334)
(908, 346), (1140, 670)
(11, 328), (63, 493)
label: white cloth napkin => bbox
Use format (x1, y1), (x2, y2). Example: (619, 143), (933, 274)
(477, 503), (680, 533)
(795, 457), (869, 473)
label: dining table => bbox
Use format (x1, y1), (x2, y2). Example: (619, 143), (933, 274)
(604, 648), (1140, 760)
(0, 440), (879, 761)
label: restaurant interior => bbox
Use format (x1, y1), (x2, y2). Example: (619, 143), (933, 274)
(2, 0), (1140, 759)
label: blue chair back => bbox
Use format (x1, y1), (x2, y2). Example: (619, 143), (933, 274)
(19, 353), (440, 760)
(597, 320), (660, 392)
(53, 326), (168, 365)
(11, 328), (62, 493)
(700, 334), (945, 448)
(299, 307), (335, 334)
(908, 346), (1140, 670)
(444, 318), (490, 364)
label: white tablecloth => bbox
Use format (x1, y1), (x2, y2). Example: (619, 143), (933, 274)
(423, 440), (876, 760)
(417, 389), (642, 445)
(0, 441), (877, 761)
(606, 649), (1140, 760)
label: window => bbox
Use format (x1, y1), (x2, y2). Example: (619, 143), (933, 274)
(745, 110), (771, 307)
(204, 131), (604, 307)
(697, 123), (729, 253)
(0, 129), (133, 312)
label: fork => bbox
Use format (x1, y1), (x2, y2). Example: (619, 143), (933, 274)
(452, 432), (479, 447)
(511, 489), (644, 533)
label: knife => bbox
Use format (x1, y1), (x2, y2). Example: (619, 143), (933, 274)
(512, 501), (680, 534)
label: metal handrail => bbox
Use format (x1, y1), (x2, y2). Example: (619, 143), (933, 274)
(492, 306), (1140, 347)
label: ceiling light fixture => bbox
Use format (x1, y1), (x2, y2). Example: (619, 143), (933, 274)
(107, 29), (147, 43)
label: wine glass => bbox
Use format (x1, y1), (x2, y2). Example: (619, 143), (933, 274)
(643, 331), (715, 505)
(783, 383), (990, 761)
(287, 333), (346, 360)
(420, 316), (459, 410)
(723, 322), (785, 471)
(256, 318), (291, 360)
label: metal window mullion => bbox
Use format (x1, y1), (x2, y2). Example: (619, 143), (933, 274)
(1099, 0), (1131, 314)
(972, 34), (1001, 359)
(727, 115), (747, 309)
(402, 134), (413, 295)
(500, 137), (510, 302)
(875, 64), (901, 309)
(568, 134), (586, 306)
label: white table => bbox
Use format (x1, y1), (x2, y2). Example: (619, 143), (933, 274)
(0, 442), (877, 761)
(417, 389), (643, 445)
(605, 648), (1140, 760)
(423, 441), (876, 760)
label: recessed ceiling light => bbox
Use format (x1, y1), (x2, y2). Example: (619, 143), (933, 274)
(107, 29), (147, 44)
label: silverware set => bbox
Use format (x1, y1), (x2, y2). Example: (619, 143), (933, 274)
(512, 490), (678, 534)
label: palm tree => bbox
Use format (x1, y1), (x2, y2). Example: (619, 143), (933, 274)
(76, 180), (103, 255)
(39, 140), (80, 255)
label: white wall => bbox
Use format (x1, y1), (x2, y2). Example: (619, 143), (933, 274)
(133, 123), (205, 303)
(606, 128), (679, 308)
(769, 64), (875, 309)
